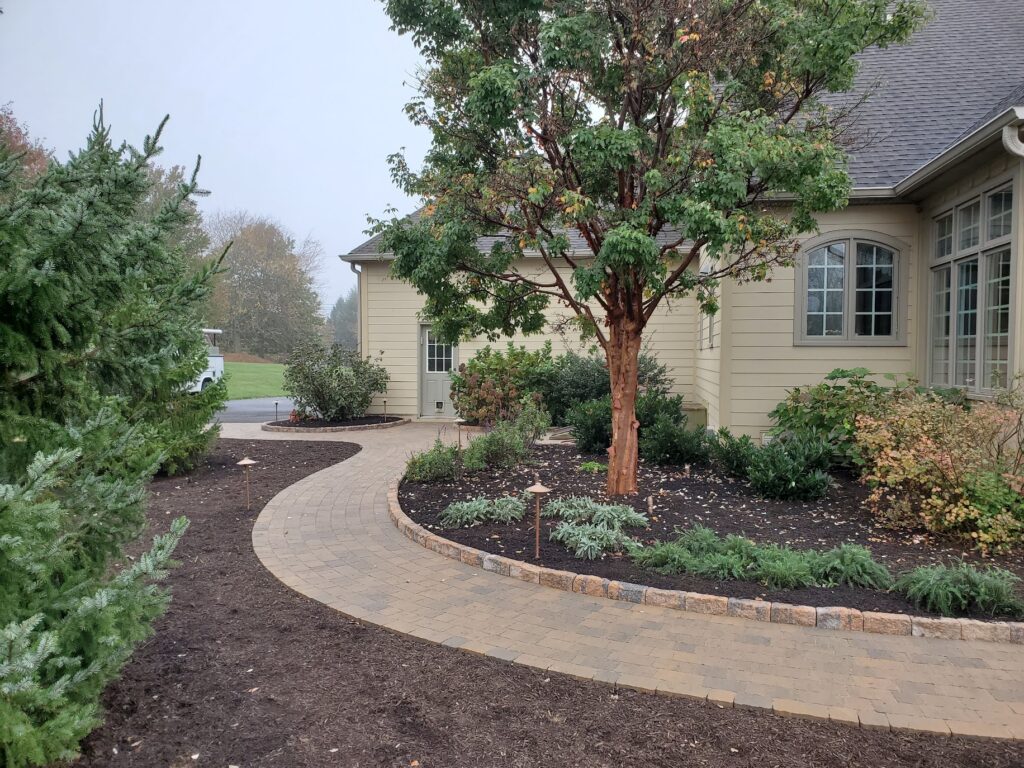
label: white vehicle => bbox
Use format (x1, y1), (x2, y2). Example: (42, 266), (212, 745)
(188, 328), (225, 393)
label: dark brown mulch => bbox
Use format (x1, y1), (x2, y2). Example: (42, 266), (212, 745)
(268, 415), (405, 428)
(76, 439), (1024, 768)
(400, 445), (1024, 619)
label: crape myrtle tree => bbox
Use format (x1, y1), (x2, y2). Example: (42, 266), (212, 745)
(373, 0), (925, 495)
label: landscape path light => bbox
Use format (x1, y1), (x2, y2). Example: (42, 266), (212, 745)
(525, 475), (552, 560)
(237, 457), (258, 511)
(454, 417), (467, 448)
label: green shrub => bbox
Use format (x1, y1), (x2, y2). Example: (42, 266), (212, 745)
(438, 495), (527, 528)
(811, 544), (893, 589)
(896, 563), (1024, 618)
(746, 436), (832, 501)
(549, 521), (640, 560)
(566, 392), (685, 454)
(284, 342), (389, 421)
(406, 439), (460, 482)
(639, 414), (708, 465)
(449, 342), (555, 426)
(579, 461), (607, 474)
(632, 527), (896, 595)
(754, 545), (819, 590)
(543, 496), (647, 528)
(543, 496), (648, 558)
(439, 497), (492, 527)
(462, 403), (550, 471)
(490, 495), (529, 523)
(543, 349), (671, 425)
(768, 368), (916, 466)
(708, 428), (758, 477)
(856, 389), (1024, 551)
(565, 397), (612, 454)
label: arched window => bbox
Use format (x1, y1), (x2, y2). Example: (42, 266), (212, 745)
(796, 234), (904, 345)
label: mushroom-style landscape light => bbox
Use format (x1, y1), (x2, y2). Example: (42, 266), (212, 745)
(237, 457), (258, 510)
(525, 477), (552, 560)
(454, 417), (467, 448)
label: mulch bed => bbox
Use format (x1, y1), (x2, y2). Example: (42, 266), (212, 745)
(400, 445), (1024, 619)
(77, 439), (1024, 768)
(267, 415), (404, 428)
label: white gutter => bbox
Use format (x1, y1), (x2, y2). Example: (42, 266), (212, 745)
(1003, 122), (1024, 158)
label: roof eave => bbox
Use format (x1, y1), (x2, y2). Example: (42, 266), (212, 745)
(894, 106), (1024, 196)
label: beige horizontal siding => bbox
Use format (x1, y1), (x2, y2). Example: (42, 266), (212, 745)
(724, 204), (920, 437)
(360, 260), (699, 417)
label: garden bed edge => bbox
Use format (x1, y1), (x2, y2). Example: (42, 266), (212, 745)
(387, 480), (1024, 645)
(262, 418), (410, 433)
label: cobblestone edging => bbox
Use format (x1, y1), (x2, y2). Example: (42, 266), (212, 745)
(262, 418), (410, 433)
(387, 482), (1024, 646)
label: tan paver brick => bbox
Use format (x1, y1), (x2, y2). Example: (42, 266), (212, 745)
(237, 421), (1024, 744)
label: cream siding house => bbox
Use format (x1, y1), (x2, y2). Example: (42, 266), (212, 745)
(344, 0), (1024, 438)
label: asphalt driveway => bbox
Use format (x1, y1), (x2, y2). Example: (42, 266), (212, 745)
(218, 397), (294, 423)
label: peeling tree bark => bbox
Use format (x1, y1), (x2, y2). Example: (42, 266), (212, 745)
(605, 319), (642, 496)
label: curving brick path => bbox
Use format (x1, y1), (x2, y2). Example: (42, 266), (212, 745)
(229, 422), (1024, 740)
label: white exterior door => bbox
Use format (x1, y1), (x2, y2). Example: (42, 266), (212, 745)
(419, 326), (457, 418)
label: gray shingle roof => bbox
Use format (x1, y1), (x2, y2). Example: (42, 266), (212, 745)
(836, 0), (1024, 187)
(349, 212), (689, 258)
(349, 0), (1024, 258)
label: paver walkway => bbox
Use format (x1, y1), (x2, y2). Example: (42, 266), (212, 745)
(229, 421), (1024, 740)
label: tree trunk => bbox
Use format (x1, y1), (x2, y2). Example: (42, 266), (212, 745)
(606, 320), (642, 496)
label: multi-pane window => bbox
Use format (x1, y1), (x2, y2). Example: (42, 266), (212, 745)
(802, 239), (898, 342)
(425, 330), (453, 373)
(959, 201), (981, 250)
(930, 185), (1014, 394)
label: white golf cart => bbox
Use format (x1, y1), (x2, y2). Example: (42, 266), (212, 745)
(188, 328), (225, 393)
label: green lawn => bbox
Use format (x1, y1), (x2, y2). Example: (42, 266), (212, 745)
(225, 362), (287, 400)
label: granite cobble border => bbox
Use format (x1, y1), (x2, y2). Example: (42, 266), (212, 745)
(262, 418), (410, 433)
(388, 481), (1024, 646)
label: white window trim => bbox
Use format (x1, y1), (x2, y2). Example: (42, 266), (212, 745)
(793, 230), (910, 347)
(926, 176), (1017, 396)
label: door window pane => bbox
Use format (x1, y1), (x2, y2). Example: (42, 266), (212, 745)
(984, 249), (1012, 389)
(931, 267), (951, 386)
(959, 201), (980, 251)
(853, 243), (894, 337)
(935, 214), (953, 259)
(426, 330), (453, 373)
(988, 189), (1013, 240)
(806, 243), (845, 337)
(954, 259), (979, 387)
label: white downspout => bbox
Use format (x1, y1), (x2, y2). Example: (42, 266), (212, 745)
(348, 261), (362, 355)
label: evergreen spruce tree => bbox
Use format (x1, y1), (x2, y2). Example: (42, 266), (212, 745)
(0, 110), (224, 765)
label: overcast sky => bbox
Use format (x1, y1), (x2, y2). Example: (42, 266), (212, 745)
(0, 0), (429, 309)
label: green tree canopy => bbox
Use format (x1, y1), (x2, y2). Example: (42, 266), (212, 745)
(374, 0), (925, 493)
(330, 285), (359, 349)
(205, 212), (326, 358)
